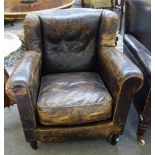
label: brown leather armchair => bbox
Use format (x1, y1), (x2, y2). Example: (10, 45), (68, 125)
(123, 0), (151, 145)
(6, 8), (143, 149)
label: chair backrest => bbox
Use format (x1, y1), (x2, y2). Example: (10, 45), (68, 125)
(124, 0), (151, 51)
(24, 8), (118, 75)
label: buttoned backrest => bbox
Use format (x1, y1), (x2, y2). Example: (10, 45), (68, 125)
(24, 8), (118, 75)
(39, 9), (102, 75)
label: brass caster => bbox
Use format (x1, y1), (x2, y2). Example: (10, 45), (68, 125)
(137, 137), (145, 145)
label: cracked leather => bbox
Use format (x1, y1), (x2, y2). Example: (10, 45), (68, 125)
(37, 72), (113, 125)
(6, 8), (143, 127)
(6, 51), (41, 107)
(97, 46), (143, 123)
(24, 9), (118, 75)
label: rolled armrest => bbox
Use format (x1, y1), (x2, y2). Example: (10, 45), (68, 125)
(98, 46), (143, 124)
(124, 34), (151, 77)
(6, 51), (41, 103)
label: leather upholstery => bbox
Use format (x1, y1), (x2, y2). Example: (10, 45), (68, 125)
(124, 43), (150, 113)
(99, 10), (118, 47)
(125, 0), (151, 51)
(124, 0), (151, 109)
(24, 14), (42, 53)
(24, 9), (118, 75)
(39, 9), (101, 74)
(97, 46), (143, 123)
(6, 9), (143, 146)
(6, 51), (41, 107)
(37, 72), (113, 125)
(124, 34), (151, 76)
(124, 0), (151, 140)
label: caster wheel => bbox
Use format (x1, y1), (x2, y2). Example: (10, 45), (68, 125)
(137, 137), (145, 145)
(30, 141), (38, 149)
(111, 135), (119, 145)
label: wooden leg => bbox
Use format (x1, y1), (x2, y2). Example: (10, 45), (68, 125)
(30, 141), (38, 150)
(137, 91), (151, 145)
(137, 121), (146, 145)
(137, 114), (150, 145)
(11, 21), (14, 26)
(81, 0), (84, 7)
(111, 134), (119, 145)
(119, 5), (124, 34)
(118, 0), (126, 33)
(111, 0), (114, 11)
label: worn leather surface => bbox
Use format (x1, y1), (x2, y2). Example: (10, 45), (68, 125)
(124, 34), (151, 77)
(37, 72), (113, 125)
(24, 8), (118, 75)
(124, 0), (151, 127)
(24, 14), (42, 53)
(6, 9), (144, 144)
(6, 51), (41, 107)
(97, 46), (143, 123)
(39, 9), (101, 74)
(125, 0), (151, 51)
(99, 10), (118, 47)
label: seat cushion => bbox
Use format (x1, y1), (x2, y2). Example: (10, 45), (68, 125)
(37, 72), (113, 125)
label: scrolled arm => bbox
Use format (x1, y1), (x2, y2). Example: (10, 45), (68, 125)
(97, 46), (143, 125)
(6, 51), (41, 104)
(6, 51), (41, 134)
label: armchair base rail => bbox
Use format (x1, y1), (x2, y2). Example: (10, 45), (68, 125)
(34, 122), (123, 143)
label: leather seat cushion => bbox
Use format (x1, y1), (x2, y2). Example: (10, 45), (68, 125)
(37, 72), (113, 125)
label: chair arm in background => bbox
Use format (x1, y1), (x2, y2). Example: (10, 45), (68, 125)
(124, 34), (151, 77)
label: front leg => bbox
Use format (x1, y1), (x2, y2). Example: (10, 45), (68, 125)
(81, 0), (84, 7)
(137, 91), (150, 145)
(30, 141), (38, 149)
(137, 113), (150, 145)
(111, 0), (114, 11)
(111, 134), (120, 145)
(137, 120), (146, 145)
